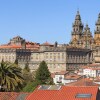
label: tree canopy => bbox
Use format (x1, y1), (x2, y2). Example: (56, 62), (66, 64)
(0, 61), (24, 91)
(35, 61), (53, 84)
(23, 62), (30, 73)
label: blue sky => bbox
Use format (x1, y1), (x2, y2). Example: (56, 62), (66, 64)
(0, 0), (100, 44)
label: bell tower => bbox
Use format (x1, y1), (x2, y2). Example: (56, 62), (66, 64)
(94, 13), (100, 46)
(82, 24), (93, 49)
(70, 10), (83, 46)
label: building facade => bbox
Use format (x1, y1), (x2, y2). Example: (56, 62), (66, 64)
(29, 42), (92, 72)
(0, 48), (31, 63)
(52, 71), (84, 85)
(0, 36), (92, 73)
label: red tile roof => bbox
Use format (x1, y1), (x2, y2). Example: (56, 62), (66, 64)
(0, 43), (40, 50)
(66, 78), (99, 86)
(64, 74), (82, 80)
(0, 45), (21, 49)
(26, 86), (98, 100)
(55, 71), (69, 75)
(81, 64), (100, 69)
(41, 41), (53, 46)
(0, 92), (30, 100)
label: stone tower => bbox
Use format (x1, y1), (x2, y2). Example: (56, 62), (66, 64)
(81, 24), (93, 49)
(94, 13), (100, 46)
(71, 10), (83, 46)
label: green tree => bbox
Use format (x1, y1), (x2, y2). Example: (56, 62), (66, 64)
(14, 59), (18, 65)
(35, 61), (53, 84)
(23, 62), (30, 73)
(31, 71), (36, 81)
(22, 62), (33, 82)
(22, 81), (39, 92)
(0, 61), (24, 91)
(22, 62), (34, 91)
(21, 61), (53, 92)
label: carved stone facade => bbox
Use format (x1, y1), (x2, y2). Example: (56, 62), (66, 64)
(69, 11), (100, 64)
(66, 48), (92, 70)
(69, 11), (100, 49)
(94, 13), (100, 46)
(70, 11), (94, 49)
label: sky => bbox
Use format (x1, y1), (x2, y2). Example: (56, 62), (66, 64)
(0, 0), (100, 44)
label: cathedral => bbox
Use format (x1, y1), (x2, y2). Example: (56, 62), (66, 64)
(69, 11), (100, 49)
(69, 11), (100, 64)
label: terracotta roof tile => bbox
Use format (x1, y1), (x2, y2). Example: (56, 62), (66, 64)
(0, 43), (40, 49)
(64, 75), (82, 80)
(66, 78), (99, 86)
(41, 41), (53, 46)
(26, 86), (99, 100)
(0, 92), (30, 100)
(55, 71), (69, 75)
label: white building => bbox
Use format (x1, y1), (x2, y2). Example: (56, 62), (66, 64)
(52, 71), (83, 85)
(82, 67), (100, 78)
(83, 68), (96, 78)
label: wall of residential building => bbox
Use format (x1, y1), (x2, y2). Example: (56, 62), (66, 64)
(53, 75), (65, 84)
(53, 74), (81, 85)
(83, 68), (96, 77)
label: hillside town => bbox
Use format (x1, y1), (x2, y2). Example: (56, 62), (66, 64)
(0, 11), (100, 100)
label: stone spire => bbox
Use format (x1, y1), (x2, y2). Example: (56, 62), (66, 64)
(94, 13), (100, 46)
(95, 13), (100, 32)
(72, 10), (83, 34)
(75, 10), (81, 20)
(82, 24), (93, 49)
(83, 24), (91, 35)
(70, 10), (84, 47)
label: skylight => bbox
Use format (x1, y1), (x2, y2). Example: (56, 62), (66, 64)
(76, 93), (92, 98)
(38, 85), (61, 90)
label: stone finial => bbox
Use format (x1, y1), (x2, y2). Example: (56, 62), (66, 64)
(75, 10), (81, 20)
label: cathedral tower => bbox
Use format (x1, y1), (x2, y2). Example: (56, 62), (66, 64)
(81, 24), (93, 49)
(70, 10), (83, 46)
(94, 13), (100, 45)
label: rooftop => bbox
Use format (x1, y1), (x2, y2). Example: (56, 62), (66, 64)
(0, 92), (30, 100)
(64, 74), (82, 80)
(55, 71), (69, 75)
(66, 78), (99, 86)
(26, 85), (99, 100)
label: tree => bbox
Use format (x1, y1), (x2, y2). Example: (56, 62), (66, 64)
(0, 61), (24, 91)
(35, 61), (53, 84)
(31, 71), (36, 81)
(21, 61), (53, 92)
(14, 59), (18, 67)
(22, 62), (33, 82)
(23, 62), (30, 73)
(22, 81), (39, 92)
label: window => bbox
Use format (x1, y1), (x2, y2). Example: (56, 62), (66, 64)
(76, 93), (92, 98)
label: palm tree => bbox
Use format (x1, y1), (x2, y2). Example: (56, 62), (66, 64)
(0, 61), (24, 91)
